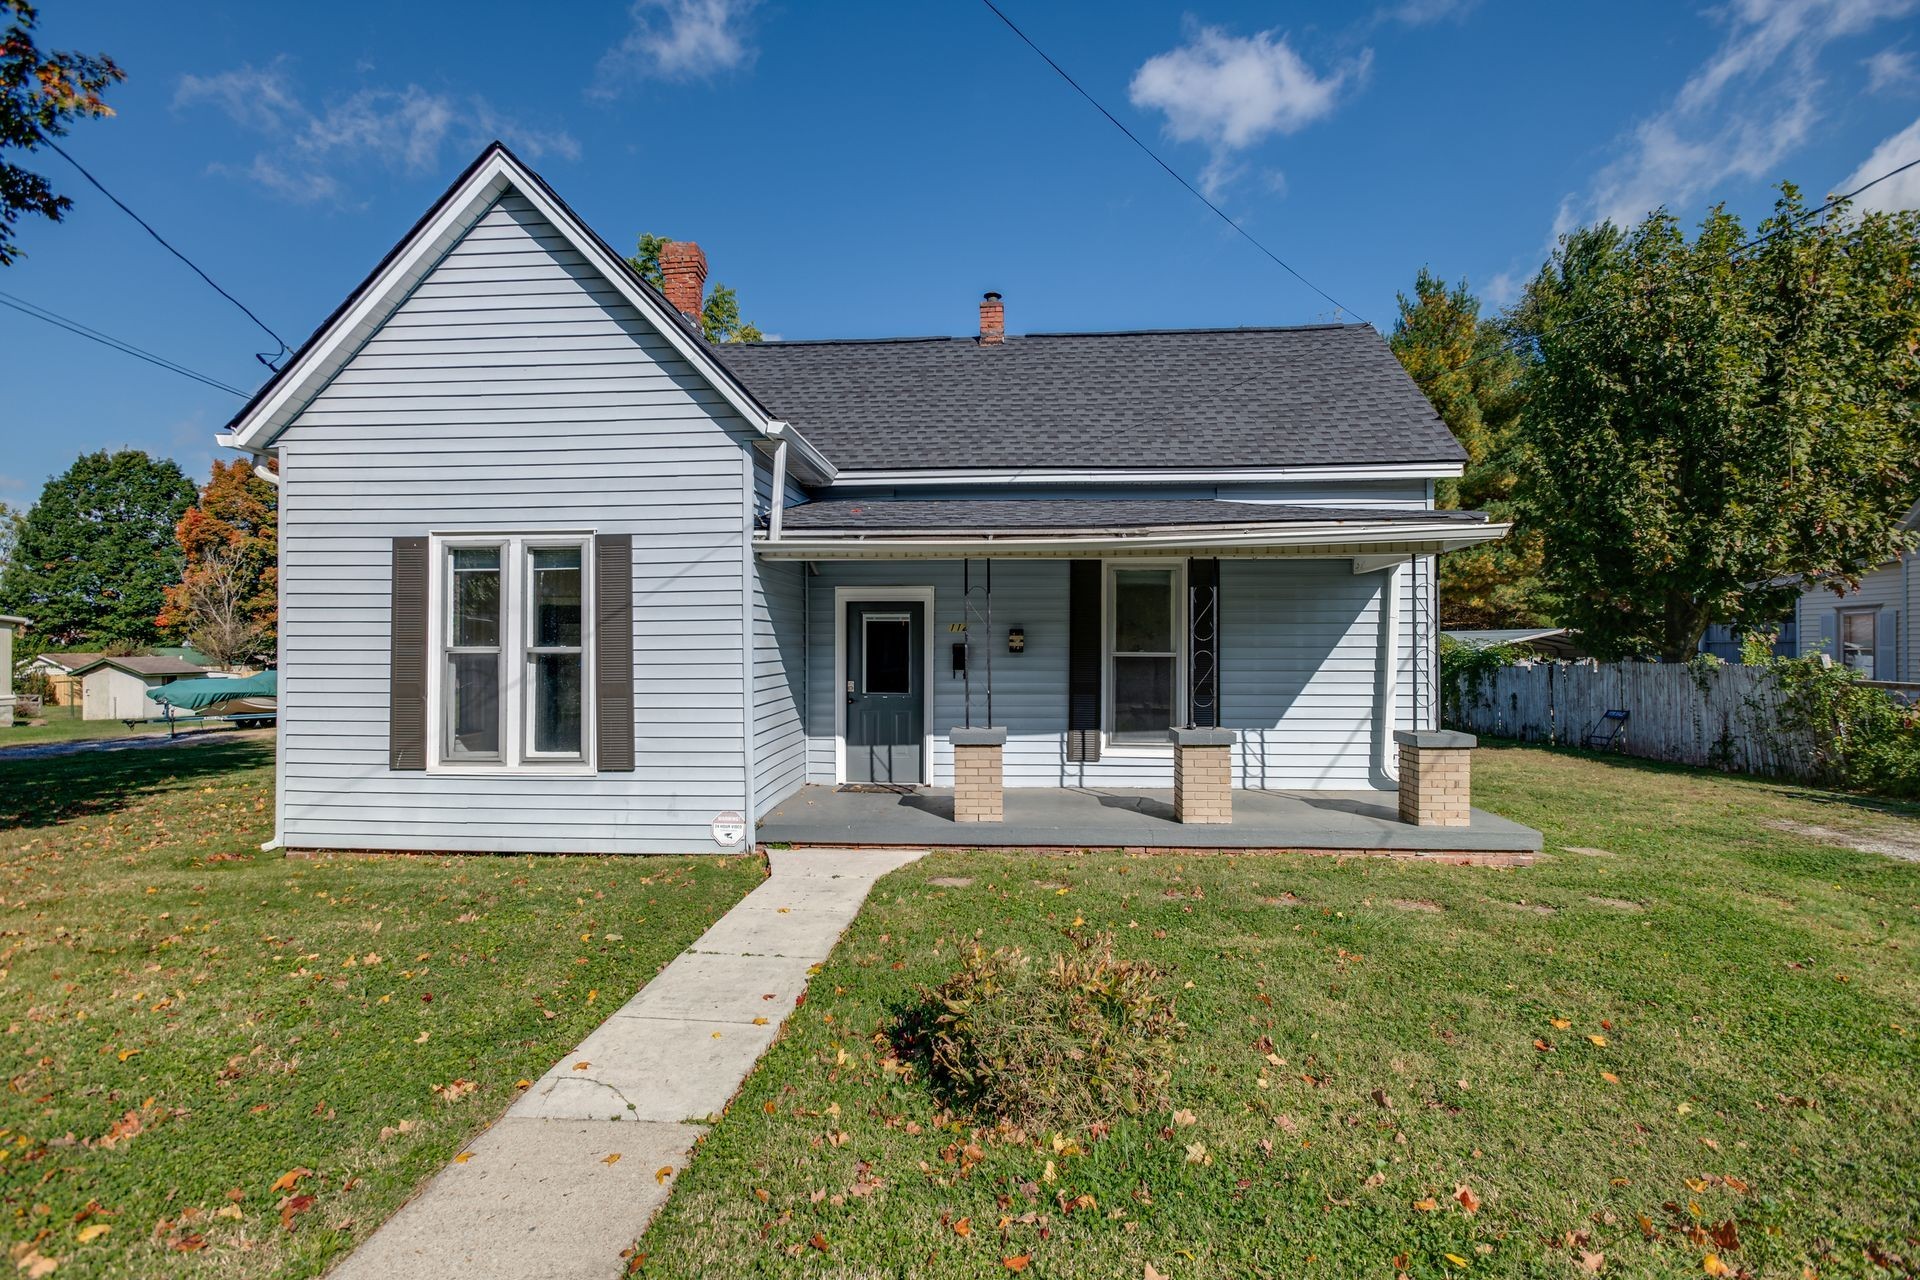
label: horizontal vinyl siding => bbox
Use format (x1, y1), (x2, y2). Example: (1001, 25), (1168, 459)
(802, 557), (1413, 790)
(753, 554), (807, 817)
(1797, 559), (1906, 680)
(275, 189), (752, 854)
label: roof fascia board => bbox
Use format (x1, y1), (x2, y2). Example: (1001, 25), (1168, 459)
(756, 520), (1510, 559)
(220, 146), (782, 454)
(822, 461), (1465, 487)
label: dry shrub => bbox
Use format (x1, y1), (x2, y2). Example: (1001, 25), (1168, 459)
(919, 933), (1183, 1128)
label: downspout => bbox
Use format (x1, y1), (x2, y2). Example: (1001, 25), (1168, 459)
(1373, 560), (1405, 789)
(740, 454), (757, 844)
(769, 438), (789, 542)
(257, 447), (286, 850)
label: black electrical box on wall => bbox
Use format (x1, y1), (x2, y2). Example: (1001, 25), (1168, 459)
(951, 642), (967, 675)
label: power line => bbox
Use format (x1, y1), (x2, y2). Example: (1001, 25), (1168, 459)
(44, 138), (291, 369)
(1462, 152), (1920, 371)
(978, 0), (1366, 325)
(0, 289), (249, 397)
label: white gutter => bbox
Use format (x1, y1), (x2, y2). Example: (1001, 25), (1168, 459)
(253, 465), (281, 488)
(826, 461), (1465, 486)
(768, 438), (789, 542)
(766, 420), (835, 485)
(756, 520), (1511, 559)
(1374, 560), (1405, 785)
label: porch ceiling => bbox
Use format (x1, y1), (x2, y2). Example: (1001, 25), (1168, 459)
(758, 500), (1508, 559)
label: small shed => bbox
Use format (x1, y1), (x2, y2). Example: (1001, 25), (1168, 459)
(0, 614), (24, 721)
(69, 655), (214, 721)
(20, 651), (107, 707)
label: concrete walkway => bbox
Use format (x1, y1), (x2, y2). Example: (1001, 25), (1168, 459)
(329, 846), (924, 1280)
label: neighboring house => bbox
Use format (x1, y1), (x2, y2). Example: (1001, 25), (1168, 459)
(21, 651), (107, 707)
(0, 614), (23, 721)
(215, 144), (1512, 855)
(1792, 501), (1920, 682)
(1699, 620), (1796, 664)
(68, 655), (212, 721)
(1444, 627), (1587, 661)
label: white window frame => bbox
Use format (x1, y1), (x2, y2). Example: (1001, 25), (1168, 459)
(426, 532), (595, 775)
(1102, 559), (1187, 753)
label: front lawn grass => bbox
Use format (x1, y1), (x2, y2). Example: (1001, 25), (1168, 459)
(0, 710), (224, 749)
(643, 744), (1920, 1279)
(0, 736), (763, 1279)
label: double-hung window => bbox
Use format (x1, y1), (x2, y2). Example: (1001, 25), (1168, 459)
(1107, 564), (1185, 745)
(434, 535), (593, 770)
(1839, 608), (1878, 680)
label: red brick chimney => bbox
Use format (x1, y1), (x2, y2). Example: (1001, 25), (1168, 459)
(660, 241), (708, 322)
(979, 291), (1004, 345)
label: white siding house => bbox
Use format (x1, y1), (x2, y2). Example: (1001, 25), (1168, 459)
(217, 144), (1515, 855)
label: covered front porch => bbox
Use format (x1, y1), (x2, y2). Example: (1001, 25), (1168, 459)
(757, 782), (1540, 860)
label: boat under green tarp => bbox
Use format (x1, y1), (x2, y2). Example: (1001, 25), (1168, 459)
(151, 670), (277, 711)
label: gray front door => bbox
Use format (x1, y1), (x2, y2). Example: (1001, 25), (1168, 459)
(846, 602), (924, 784)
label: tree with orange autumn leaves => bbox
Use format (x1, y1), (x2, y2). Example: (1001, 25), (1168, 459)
(157, 458), (277, 668)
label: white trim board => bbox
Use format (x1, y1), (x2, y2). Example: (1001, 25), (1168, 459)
(831, 585), (937, 786)
(826, 462), (1465, 485)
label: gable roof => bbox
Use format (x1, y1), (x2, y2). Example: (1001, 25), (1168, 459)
(711, 325), (1466, 474)
(27, 651), (105, 673)
(216, 143), (834, 482)
(68, 655), (208, 679)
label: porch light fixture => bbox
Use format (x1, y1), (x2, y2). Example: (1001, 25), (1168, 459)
(1008, 627), (1025, 654)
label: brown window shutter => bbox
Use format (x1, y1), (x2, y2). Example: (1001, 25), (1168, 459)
(388, 536), (429, 770)
(595, 533), (635, 771)
(1189, 557), (1221, 728)
(1066, 559), (1102, 762)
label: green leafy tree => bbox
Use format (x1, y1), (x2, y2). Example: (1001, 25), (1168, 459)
(1390, 269), (1546, 627)
(1511, 187), (1920, 662)
(1, 0), (122, 266)
(626, 232), (764, 343)
(0, 450), (196, 647)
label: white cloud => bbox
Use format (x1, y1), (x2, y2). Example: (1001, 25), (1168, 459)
(1840, 114), (1920, 210)
(1561, 0), (1918, 233)
(1865, 47), (1916, 92)
(596, 0), (759, 90)
(176, 62), (579, 204)
(1480, 269), (1522, 308)
(1129, 25), (1369, 197)
(1381, 0), (1480, 26)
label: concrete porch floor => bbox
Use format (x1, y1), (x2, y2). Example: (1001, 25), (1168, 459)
(756, 785), (1542, 859)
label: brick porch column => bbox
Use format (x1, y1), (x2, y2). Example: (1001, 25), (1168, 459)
(1172, 727), (1236, 824)
(951, 727), (1006, 823)
(1394, 730), (1476, 827)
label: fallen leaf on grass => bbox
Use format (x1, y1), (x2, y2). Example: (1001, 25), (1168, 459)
(1549, 1018), (1572, 1030)
(1454, 1185), (1481, 1214)
(809, 1233), (829, 1253)
(173, 1235), (206, 1253)
(1601, 1072), (1621, 1085)
(1003, 1257), (1031, 1272)
(1587, 1035), (1608, 1047)
(270, 1168), (310, 1194)
(1444, 1254), (1470, 1268)
(76, 1224), (111, 1243)
(116, 1049), (140, 1062)
(1413, 1198), (1440, 1212)
(214, 1205), (241, 1221)
(1171, 1109), (1197, 1126)
(453, 1153), (473, 1164)
(655, 1166), (674, 1185)
(1533, 1039), (1555, 1053)
(953, 1217), (972, 1237)
(278, 1195), (315, 1231)
(515, 1079), (532, 1090)
(1703, 1255), (1732, 1276)
(1146, 1266), (1168, 1280)
(14, 1251), (57, 1279)
(1577, 1250), (1605, 1272)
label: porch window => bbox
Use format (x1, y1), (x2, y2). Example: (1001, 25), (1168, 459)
(1839, 608), (1878, 680)
(434, 535), (594, 769)
(1108, 565), (1183, 744)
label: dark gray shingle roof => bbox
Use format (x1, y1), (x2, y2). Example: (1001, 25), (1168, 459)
(780, 499), (1487, 535)
(712, 324), (1463, 473)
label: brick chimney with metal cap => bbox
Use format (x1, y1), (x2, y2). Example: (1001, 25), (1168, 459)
(979, 291), (1004, 345)
(660, 241), (708, 322)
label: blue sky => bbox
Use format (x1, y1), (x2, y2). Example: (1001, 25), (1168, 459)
(5, 0), (1918, 504)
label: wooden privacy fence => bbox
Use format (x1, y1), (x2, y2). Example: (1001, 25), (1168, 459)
(1446, 661), (1813, 777)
